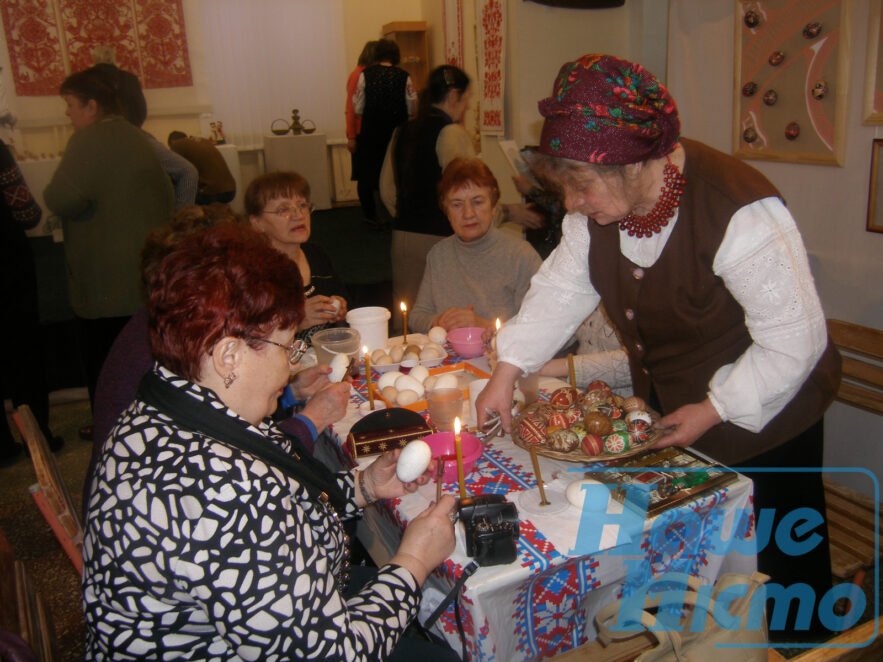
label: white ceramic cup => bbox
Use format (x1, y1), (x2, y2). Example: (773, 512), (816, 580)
(467, 378), (491, 426)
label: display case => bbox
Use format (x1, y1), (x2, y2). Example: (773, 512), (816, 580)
(383, 21), (429, 91)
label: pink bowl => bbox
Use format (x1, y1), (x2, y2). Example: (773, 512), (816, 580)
(447, 326), (486, 358)
(423, 431), (483, 483)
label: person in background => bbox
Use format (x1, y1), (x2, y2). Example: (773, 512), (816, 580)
(381, 65), (544, 312)
(410, 158), (542, 334)
(352, 38), (417, 230)
(92, 61), (198, 210)
(246, 171), (348, 344)
(82, 224), (458, 661)
(0, 137), (63, 464)
(84, 203), (349, 512)
(168, 130), (236, 205)
(346, 41), (377, 165)
(44, 67), (174, 440)
(477, 54), (840, 638)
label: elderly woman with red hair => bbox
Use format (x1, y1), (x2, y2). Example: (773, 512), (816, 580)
(409, 158), (542, 334)
(477, 54), (840, 638)
(82, 225), (458, 660)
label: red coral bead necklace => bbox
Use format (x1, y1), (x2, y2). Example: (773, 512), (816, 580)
(617, 157), (686, 238)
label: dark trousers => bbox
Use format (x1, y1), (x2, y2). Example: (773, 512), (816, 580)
(195, 190), (235, 205)
(75, 315), (131, 411)
(738, 419), (833, 637)
(0, 233), (52, 447)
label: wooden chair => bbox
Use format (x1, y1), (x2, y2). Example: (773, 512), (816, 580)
(0, 526), (59, 661)
(12, 405), (83, 575)
(827, 319), (883, 415)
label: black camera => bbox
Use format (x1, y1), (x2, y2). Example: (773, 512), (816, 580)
(458, 494), (520, 566)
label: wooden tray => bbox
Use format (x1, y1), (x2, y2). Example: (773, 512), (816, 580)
(511, 405), (664, 463)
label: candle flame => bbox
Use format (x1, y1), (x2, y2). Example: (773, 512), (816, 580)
(495, 318), (501, 331)
(362, 345), (368, 355)
(400, 301), (407, 312)
(454, 417), (461, 435)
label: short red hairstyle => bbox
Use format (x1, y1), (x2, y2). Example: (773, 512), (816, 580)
(437, 157), (500, 209)
(149, 225), (304, 381)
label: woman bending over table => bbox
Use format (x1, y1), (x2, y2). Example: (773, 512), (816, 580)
(476, 54), (840, 637)
(247, 171), (348, 344)
(82, 225), (457, 660)
(410, 158), (542, 334)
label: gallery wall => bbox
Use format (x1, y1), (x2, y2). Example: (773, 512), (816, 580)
(667, 0), (882, 496)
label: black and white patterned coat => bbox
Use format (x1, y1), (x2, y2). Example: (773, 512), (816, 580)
(82, 366), (420, 661)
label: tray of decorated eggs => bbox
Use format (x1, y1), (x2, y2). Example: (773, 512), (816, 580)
(369, 327), (450, 374)
(512, 380), (662, 462)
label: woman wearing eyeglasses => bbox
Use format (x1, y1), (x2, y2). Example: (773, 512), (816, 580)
(246, 171), (348, 344)
(83, 224), (458, 661)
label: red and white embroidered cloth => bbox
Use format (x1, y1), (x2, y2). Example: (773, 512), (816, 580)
(2, 0), (192, 97)
(476, 0), (505, 135)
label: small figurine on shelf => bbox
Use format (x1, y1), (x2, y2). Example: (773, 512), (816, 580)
(209, 121), (221, 144)
(215, 121), (227, 145)
(290, 109), (304, 135)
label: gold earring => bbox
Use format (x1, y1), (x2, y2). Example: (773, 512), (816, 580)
(224, 372), (237, 389)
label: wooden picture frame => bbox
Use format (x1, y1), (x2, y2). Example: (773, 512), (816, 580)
(863, 1), (883, 123)
(733, 0), (852, 165)
(866, 139), (883, 233)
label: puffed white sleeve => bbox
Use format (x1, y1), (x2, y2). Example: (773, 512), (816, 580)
(708, 197), (828, 432)
(496, 214), (601, 374)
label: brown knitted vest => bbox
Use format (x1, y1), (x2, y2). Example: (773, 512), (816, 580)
(588, 139), (840, 464)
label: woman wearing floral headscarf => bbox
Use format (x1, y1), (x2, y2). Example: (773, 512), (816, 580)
(477, 54), (840, 637)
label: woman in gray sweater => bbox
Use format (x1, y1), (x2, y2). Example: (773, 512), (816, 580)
(410, 158), (542, 334)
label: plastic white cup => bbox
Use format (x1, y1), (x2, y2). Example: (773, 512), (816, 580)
(345, 306), (391, 352)
(467, 378), (490, 427)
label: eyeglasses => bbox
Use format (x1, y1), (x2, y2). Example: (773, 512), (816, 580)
(262, 202), (314, 218)
(245, 336), (308, 365)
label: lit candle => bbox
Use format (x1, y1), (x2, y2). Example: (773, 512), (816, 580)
(491, 317), (501, 352)
(363, 345), (374, 410)
(567, 353), (576, 388)
(454, 416), (466, 500)
(400, 301), (408, 344)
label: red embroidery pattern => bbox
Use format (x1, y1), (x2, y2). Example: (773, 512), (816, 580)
(483, 110), (501, 127)
(1, 0), (67, 96)
(480, 0), (503, 101)
(3, 0), (192, 97)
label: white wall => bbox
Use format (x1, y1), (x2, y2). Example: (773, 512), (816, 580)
(667, 0), (883, 496)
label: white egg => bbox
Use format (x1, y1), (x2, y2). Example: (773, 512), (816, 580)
(565, 479), (609, 510)
(377, 371), (404, 391)
(389, 345), (405, 363)
(381, 386), (398, 403)
(423, 375), (438, 392)
(424, 341), (445, 354)
(396, 389), (420, 406)
(428, 326), (447, 345)
(374, 354), (393, 366)
(409, 365), (430, 384)
(434, 373), (459, 390)
(420, 346), (443, 360)
(331, 298), (342, 313)
(396, 439), (432, 483)
(328, 353), (349, 383)
(395, 375), (425, 398)
(371, 348), (389, 363)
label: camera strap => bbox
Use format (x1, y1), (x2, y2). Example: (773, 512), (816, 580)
(423, 560), (479, 660)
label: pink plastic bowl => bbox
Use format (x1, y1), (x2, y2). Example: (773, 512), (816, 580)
(446, 326), (485, 358)
(423, 431), (483, 483)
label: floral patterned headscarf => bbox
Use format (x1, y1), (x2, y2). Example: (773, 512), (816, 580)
(537, 54), (680, 165)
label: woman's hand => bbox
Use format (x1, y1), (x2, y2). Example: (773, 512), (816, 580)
(357, 448), (434, 506)
(298, 382), (350, 433)
(504, 203), (545, 230)
(435, 305), (493, 333)
(289, 365), (331, 399)
(329, 296), (347, 323)
(298, 295), (345, 331)
(391, 495), (457, 585)
(476, 361), (521, 433)
(652, 399), (723, 450)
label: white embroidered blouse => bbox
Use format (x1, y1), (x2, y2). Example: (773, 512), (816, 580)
(496, 197), (828, 433)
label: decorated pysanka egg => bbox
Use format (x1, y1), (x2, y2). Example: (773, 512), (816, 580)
(583, 411), (613, 436)
(518, 414), (547, 445)
(547, 411), (570, 430)
(580, 389), (609, 410)
(593, 402), (624, 420)
(581, 432), (604, 456)
(587, 380), (613, 397)
(603, 431), (630, 454)
(548, 428), (580, 453)
(564, 407), (583, 426)
(549, 386), (579, 410)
